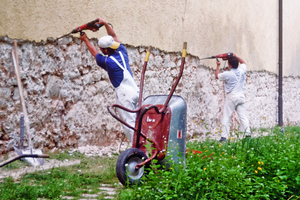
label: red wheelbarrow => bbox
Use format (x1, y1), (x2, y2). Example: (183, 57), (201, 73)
(108, 42), (187, 185)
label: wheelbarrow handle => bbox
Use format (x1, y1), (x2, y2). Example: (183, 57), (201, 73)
(138, 46), (152, 107)
(160, 42), (187, 113)
(107, 46), (152, 133)
(107, 104), (140, 131)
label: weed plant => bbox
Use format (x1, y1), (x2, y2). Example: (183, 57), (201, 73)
(120, 126), (300, 200)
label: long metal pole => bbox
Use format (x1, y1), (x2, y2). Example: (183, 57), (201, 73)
(278, 0), (283, 126)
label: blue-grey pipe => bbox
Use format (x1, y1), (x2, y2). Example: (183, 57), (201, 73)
(278, 0), (283, 127)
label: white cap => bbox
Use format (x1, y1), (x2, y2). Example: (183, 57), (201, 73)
(98, 35), (120, 49)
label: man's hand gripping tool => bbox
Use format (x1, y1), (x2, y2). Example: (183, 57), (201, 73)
(200, 53), (233, 62)
(56, 19), (112, 41)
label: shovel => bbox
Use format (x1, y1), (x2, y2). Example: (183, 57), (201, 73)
(11, 40), (45, 166)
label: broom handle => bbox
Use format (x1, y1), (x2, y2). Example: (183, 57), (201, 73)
(12, 40), (32, 148)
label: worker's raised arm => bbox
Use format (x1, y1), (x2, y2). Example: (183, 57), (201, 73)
(97, 17), (120, 43)
(215, 60), (221, 79)
(80, 33), (98, 57)
(233, 53), (246, 64)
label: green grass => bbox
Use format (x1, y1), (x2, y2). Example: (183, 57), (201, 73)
(120, 126), (300, 200)
(0, 150), (120, 199)
(1, 126), (300, 200)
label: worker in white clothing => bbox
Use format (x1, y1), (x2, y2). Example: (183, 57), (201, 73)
(79, 17), (139, 144)
(215, 53), (251, 142)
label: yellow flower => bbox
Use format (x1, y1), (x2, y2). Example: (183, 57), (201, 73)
(205, 150), (208, 152)
(251, 165), (254, 167)
(258, 161), (261, 165)
(204, 168), (207, 171)
(220, 130), (223, 133)
(261, 162), (264, 165)
(222, 152), (225, 154)
(254, 170), (258, 173)
(258, 167), (262, 171)
(219, 144), (222, 147)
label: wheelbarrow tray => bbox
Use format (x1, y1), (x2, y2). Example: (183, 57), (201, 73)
(136, 95), (187, 166)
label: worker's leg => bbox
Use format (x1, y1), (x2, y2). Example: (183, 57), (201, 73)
(221, 95), (236, 138)
(117, 98), (138, 144)
(119, 111), (135, 144)
(117, 89), (139, 144)
(236, 98), (251, 136)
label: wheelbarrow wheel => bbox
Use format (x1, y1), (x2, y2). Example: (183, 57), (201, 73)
(116, 148), (149, 186)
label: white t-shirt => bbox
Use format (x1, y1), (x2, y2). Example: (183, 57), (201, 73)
(218, 63), (247, 93)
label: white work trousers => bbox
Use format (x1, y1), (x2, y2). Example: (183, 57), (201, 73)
(221, 92), (251, 138)
(116, 94), (138, 144)
(111, 52), (139, 144)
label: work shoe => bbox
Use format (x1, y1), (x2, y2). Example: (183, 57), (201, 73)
(219, 137), (227, 142)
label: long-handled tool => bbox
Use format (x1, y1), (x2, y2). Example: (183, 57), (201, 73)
(0, 154), (49, 168)
(200, 52), (233, 61)
(55, 19), (112, 41)
(11, 40), (46, 166)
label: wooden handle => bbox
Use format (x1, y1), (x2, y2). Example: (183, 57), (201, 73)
(0, 154), (49, 167)
(12, 40), (32, 148)
(183, 42), (187, 49)
(144, 46), (152, 62)
(182, 42), (187, 58)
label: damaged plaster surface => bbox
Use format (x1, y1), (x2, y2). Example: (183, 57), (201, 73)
(0, 36), (299, 155)
(2, 0), (300, 76)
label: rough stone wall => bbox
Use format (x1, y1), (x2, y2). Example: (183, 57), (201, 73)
(0, 37), (300, 154)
